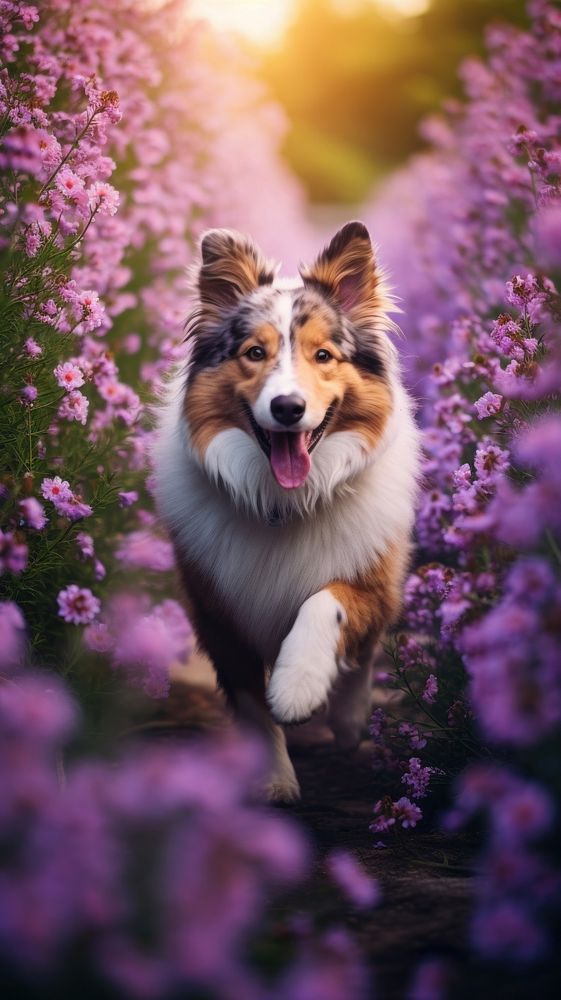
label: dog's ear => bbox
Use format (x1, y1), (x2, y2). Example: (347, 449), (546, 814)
(197, 229), (277, 314)
(299, 221), (378, 317)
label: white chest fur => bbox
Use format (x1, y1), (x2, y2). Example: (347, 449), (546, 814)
(153, 380), (420, 664)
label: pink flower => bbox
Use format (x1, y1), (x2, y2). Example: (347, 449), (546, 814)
(20, 5), (39, 30)
(108, 596), (193, 698)
(55, 166), (85, 199)
(83, 621), (114, 653)
(115, 530), (174, 572)
(58, 390), (89, 425)
(88, 181), (120, 216)
(41, 476), (72, 504)
(19, 497), (47, 530)
(96, 378), (128, 405)
(54, 361), (85, 391)
(57, 585), (100, 625)
(74, 290), (105, 332)
(474, 391), (503, 419)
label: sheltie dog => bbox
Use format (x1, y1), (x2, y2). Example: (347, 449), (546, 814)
(153, 221), (420, 801)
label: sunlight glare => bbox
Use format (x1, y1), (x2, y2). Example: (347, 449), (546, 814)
(189, 0), (430, 45)
(188, 0), (296, 45)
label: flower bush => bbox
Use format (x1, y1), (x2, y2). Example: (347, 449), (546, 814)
(0, 673), (372, 999)
(0, 0), (310, 697)
(367, 0), (561, 970)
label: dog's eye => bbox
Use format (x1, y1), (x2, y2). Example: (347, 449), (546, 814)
(245, 345), (266, 361)
(315, 349), (332, 363)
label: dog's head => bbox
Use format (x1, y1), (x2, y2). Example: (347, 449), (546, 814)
(184, 222), (398, 516)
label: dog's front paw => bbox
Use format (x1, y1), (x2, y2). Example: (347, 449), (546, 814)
(267, 591), (343, 725)
(267, 658), (332, 724)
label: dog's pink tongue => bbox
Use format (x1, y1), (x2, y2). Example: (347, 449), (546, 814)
(270, 431), (311, 489)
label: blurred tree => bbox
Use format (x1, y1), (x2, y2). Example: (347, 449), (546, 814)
(260, 0), (528, 202)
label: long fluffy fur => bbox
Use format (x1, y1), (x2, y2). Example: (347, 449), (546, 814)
(152, 221), (421, 800)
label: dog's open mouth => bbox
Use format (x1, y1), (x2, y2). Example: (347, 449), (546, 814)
(243, 402), (336, 490)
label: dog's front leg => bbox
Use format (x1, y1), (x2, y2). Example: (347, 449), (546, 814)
(267, 582), (380, 725)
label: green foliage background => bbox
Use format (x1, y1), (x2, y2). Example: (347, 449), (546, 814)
(260, 0), (528, 202)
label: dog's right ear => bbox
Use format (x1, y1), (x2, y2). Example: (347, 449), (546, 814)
(197, 229), (277, 315)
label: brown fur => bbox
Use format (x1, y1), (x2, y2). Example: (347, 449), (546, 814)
(328, 541), (409, 661)
(299, 220), (392, 331)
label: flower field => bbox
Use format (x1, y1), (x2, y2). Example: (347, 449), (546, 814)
(1, 0), (560, 996)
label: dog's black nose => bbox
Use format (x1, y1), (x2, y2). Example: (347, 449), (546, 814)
(270, 394), (306, 426)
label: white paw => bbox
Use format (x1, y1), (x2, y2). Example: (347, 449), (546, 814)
(266, 590), (344, 725)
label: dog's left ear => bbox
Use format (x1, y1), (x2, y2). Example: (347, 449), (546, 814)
(198, 229), (277, 315)
(299, 221), (378, 316)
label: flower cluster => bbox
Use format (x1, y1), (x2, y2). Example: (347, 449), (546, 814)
(0, 674), (368, 998)
(367, 0), (561, 970)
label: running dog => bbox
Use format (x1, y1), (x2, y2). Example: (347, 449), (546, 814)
(153, 221), (420, 801)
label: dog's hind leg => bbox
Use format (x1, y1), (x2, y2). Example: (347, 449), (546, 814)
(327, 646), (375, 751)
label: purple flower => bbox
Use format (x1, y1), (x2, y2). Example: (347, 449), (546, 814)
(118, 490), (138, 508)
(55, 496), (93, 521)
(471, 902), (547, 962)
(393, 797), (423, 829)
(0, 530), (28, 574)
(401, 757), (436, 799)
(0, 601), (26, 669)
(19, 497), (47, 530)
(327, 851), (381, 909)
(422, 674), (438, 704)
(75, 532), (94, 558)
(19, 384), (38, 404)
(473, 391), (503, 419)
(407, 958), (450, 1000)
(57, 585), (100, 625)
(24, 337), (42, 357)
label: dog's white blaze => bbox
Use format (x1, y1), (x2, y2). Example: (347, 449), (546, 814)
(252, 292), (299, 427)
(267, 590), (344, 723)
(251, 292), (325, 430)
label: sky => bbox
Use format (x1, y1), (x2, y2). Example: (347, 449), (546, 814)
(188, 0), (430, 45)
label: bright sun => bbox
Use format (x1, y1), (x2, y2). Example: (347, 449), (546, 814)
(188, 0), (430, 45)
